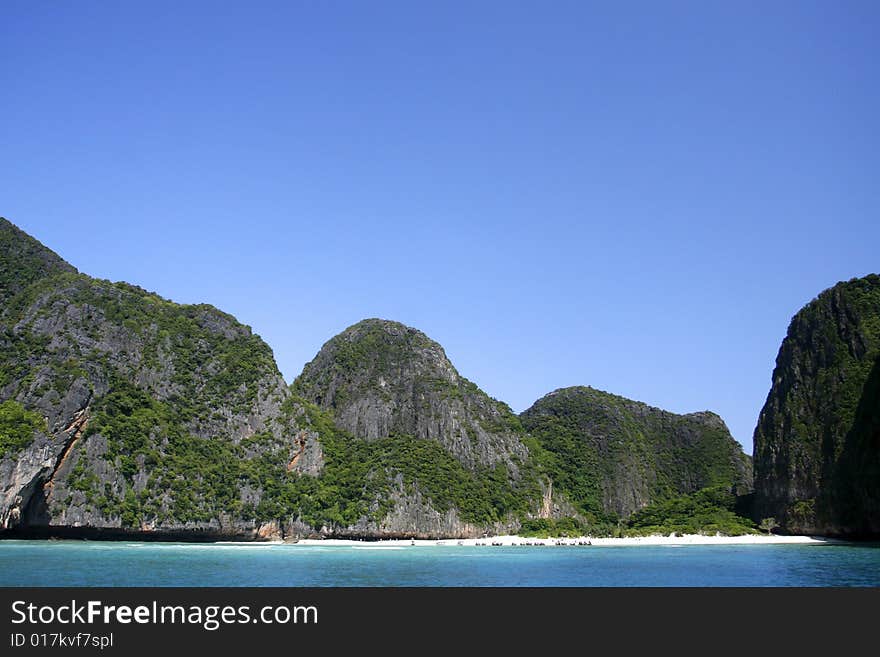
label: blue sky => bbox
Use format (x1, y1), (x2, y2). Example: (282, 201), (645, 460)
(2, 2), (878, 453)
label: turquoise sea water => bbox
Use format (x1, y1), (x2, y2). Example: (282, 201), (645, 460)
(1, 540), (878, 587)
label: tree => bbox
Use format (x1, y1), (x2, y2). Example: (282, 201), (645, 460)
(759, 517), (779, 535)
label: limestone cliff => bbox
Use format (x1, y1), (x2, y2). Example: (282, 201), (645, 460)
(0, 217), (322, 539)
(294, 318), (528, 470)
(521, 386), (752, 519)
(290, 319), (545, 536)
(1, 217), (771, 540)
(752, 274), (880, 536)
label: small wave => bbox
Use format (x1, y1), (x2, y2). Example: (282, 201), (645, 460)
(207, 541), (289, 548)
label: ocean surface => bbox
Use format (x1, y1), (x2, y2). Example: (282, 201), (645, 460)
(1, 540), (879, 587)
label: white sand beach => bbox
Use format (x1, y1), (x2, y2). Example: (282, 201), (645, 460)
(293, 534), (836, 547)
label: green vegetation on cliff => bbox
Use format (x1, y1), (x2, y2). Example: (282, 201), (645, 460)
(519, 517), (599, 538)
(293, 318), (441, 412)
(0, 218), (307, 536)
(71, 378), (256, 525)
(2, 272), (277, 413)
(69, 383), (538, 530)
(521, 386), (752, 520)
(255, 400), (541, 528)
(518, 486), (757, 538)
(0, 218), (790, 539)
(753, 274), (880, 536)
(72, 390), (370, 530)
(626, 486), (757, 536)
(0, 400), (45, 458)
(0, 217), (76, 305)
(322, 319), (434, 377)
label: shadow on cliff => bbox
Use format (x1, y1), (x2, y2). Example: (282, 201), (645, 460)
(827, 355), (880, 537)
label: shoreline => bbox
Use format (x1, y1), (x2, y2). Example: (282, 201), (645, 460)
(291, 534), (839, 547)
(0, 533), (851, 547)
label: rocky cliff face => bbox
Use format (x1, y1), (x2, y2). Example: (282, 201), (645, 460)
(290, 319), (547, 536)
(0, 217), (323, 539)
(521, 386), (752, 519)
(753, 275), (880, 536)
(0, 220), (546, 540)
(294, 319), (528, 470)
(0, 218), (76, 305)
(1, 217), (772, 540)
